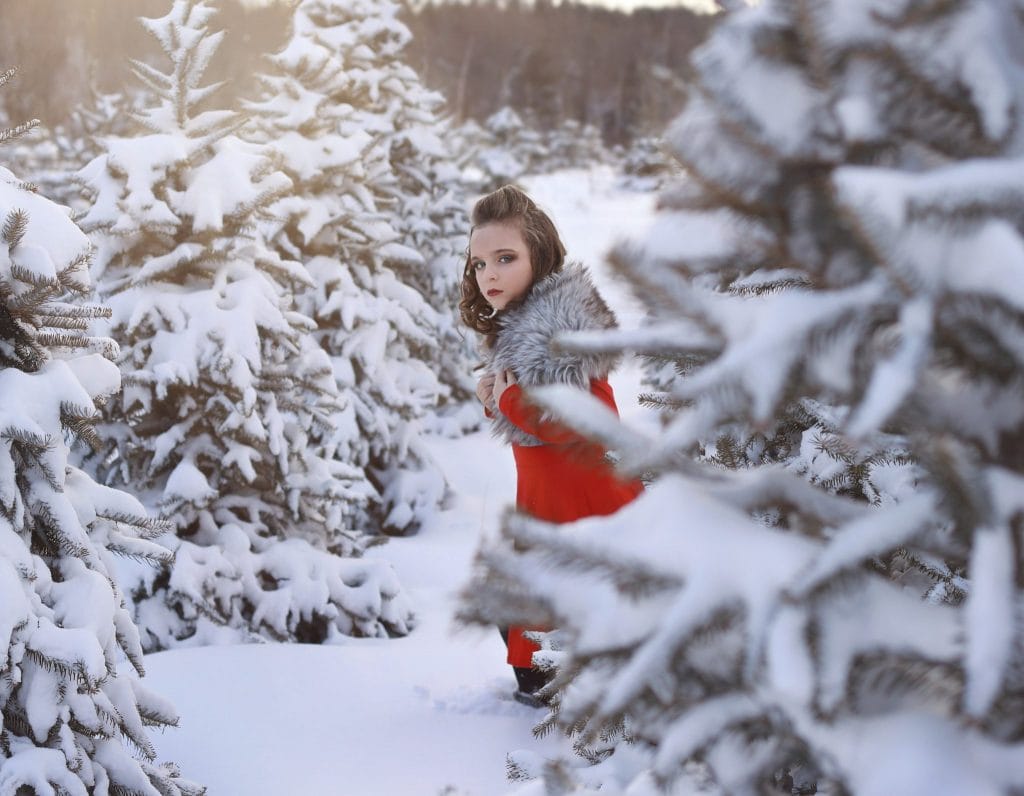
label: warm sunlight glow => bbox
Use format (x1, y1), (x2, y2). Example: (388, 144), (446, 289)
(242, 0), (721, 13)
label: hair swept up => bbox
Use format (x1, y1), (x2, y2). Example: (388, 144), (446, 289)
(459, 185), (566, 340)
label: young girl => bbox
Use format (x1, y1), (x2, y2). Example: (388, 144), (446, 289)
(460, 185), (643, 706)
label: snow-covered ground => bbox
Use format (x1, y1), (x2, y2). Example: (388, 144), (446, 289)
(142, 167), (659, 795)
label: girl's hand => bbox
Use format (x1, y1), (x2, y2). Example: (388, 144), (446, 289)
(493, 369), (517, 406)
(476, 373), (496, 410)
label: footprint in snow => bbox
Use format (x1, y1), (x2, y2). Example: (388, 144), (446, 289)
(413, 679), (538, 716)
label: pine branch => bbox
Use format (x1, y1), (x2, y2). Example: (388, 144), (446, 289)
(114, 625), (147, 680)
(23, 647), (98, 690)
(32, 502), (91, 559)
(119, 712), (159, 763)
(506, 515), (683, 599)
(63, 413), (104, 452)
(136, 700), (179, 730)
(44, 301), (112, 320)
(0, 705), (33, 743)
(56, 249), (96, 294)
(2, 208), (28, 248)
(844, 652), (963, 718)
(735, 277), (807, 296)
(129, 59), (174, 97)
(38, 313), (90, 332)
(638, 390), (684, 411)
(2, 423), (49, 448)
(6, 282), (50, 316)
(99, 512), (174, 539)
(37, 331), (92, 351)
(875, 0), (973, 30)
(9, 262), (59, 290)
(105, 537), (175, 566)
(0, 118), (39, 145)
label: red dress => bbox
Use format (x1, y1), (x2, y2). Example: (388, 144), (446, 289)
(496, 377), (643, 667)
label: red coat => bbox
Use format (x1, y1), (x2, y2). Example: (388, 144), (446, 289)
(497, 377), (643, 667)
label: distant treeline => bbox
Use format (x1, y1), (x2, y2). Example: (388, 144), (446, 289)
(402, 0), (714, 144)
(0, 0), (290, 129)
(0, 0), (711, 147)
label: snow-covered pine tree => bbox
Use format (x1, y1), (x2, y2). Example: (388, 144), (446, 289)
(544, 118), (610, 174)
(337, 0), (469, 327)
(454, 113), (608, 192)
(470, 107), (548, 193)
(1, 77), (140, 216)
(466, 107), (609, 189)
(463, 1), (1024, 793)
(448, 118), (492, 192)
(0, 75), (203, 795)
(11, 85), (139, 214)
(1, 120), (63, 202)
(57, 86), (142, 207)
(616, 135), (681, 192)
(76, 0), (412, 649)
(245, 0), (469, 535)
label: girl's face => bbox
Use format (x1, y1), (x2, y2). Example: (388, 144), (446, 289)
(469, 222), (534, 312)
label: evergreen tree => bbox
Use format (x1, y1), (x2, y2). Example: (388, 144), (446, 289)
(616, 135), (680, 192)
(463, 1), (1024, 793)
(2, 122), (60, 200)
(3, 77), (140, 213)
(448, 118), (499, 193)
(462, 106), (610, 187)
(341, 0), (468, 325)
(77, 0), (411, 648)
(464, 107), (548, 192)
(0, 69), (202, 795)
(544, 118), (610, 174)
(246, 0), (470, 535)
(61, 85), (142, 196)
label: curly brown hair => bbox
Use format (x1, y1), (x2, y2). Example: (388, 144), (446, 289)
(459, 185), (566, 341)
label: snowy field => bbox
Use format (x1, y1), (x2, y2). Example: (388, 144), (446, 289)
(141, 167), (660, 795)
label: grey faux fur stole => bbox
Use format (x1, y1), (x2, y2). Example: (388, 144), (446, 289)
(484, 262), (621, 447)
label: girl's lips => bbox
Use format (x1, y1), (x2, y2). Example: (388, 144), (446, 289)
(487, 289), (502, 297)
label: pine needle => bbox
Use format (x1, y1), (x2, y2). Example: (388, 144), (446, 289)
(2, 208), (28, 248)
(0, 118), (39, 145)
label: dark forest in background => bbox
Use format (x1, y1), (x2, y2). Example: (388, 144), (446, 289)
(0, 0), (291, 127)
(404, 0), (712, 144)
(0, 0), (711, 147)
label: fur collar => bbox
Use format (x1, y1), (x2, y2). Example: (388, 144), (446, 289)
(484, 262), (620, 447)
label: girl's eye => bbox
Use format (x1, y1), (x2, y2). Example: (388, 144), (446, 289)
(498, 254), (514, 264)
(472, 260), (485, 271)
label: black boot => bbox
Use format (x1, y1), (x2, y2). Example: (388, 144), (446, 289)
(512, 666), (553, 707)
(499, 627), (554, 707)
